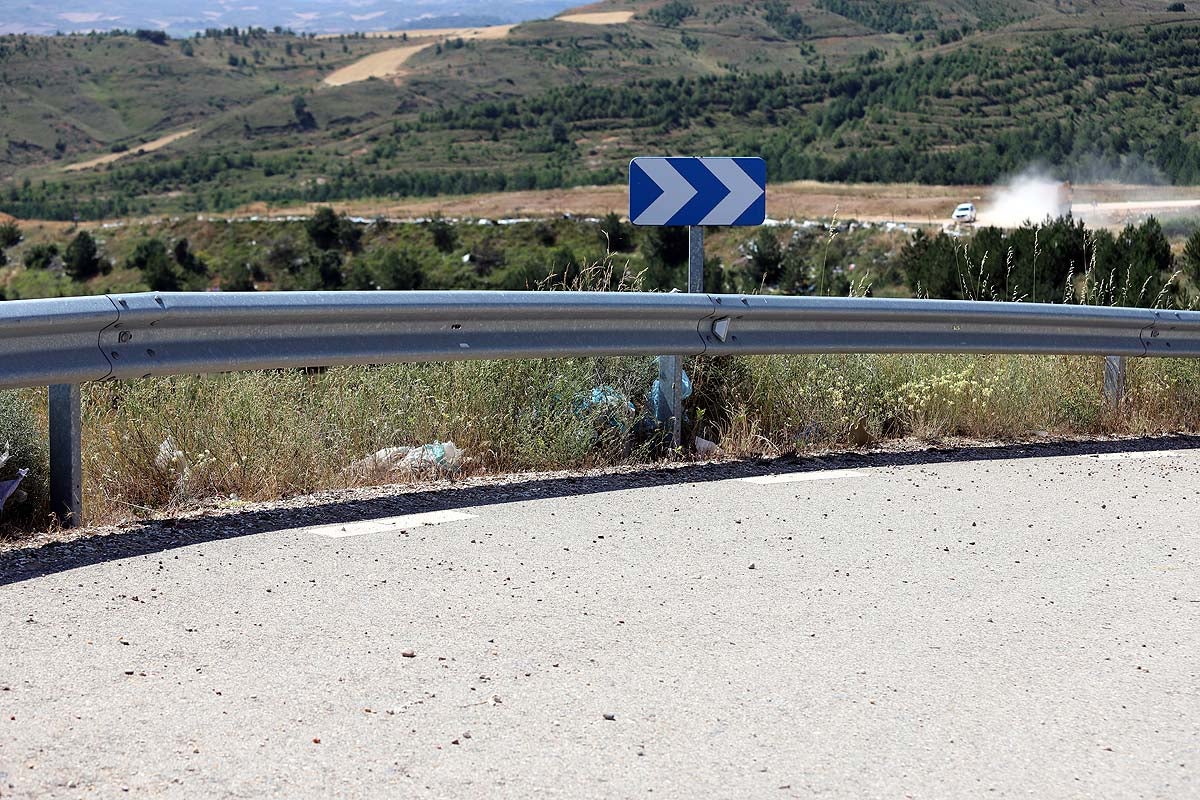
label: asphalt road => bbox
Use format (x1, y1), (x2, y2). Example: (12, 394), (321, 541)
(2, 439), (1198, 798)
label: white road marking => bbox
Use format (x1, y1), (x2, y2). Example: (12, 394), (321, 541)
(740, 469), (869, 485)
(310, 510), (476, 538)
(1092, 450), (1199, 462)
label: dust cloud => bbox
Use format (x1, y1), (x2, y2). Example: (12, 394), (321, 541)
(976, 171), (1070, 228)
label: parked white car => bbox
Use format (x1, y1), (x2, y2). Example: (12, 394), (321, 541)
(952, 203), (977, 223)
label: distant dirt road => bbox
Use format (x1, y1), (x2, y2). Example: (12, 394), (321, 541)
(322, 25), (515, 86)
(228, 180), (989, 225)
(556, 11), (636, 24)
(322, 44), (430, 86)
(1074, 198), (1200, 226)
(13, 181), (1199, 231)
(61, 129), (196, 173)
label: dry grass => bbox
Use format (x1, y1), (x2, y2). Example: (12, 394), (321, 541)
(76, 359), (655, 519)
(556, 12), (636, 24)
(0, 352), (1187, 531)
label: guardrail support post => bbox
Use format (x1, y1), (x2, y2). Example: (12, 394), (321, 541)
(658, 355), (683, 451)
(1103, 355), (1126, 410)
(49, 383), (83, 528)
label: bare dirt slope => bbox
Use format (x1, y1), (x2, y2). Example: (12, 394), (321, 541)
(321, 25), (515, 86)
(556, 11), (636, 24)
(61, 129), (196, 173)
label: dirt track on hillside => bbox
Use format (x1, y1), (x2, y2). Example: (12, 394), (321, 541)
(556, 12), (635, 24)
(321, 25), (515, 86)
(62, 129), (196, 173)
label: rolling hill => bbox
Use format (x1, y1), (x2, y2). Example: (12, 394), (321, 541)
(3, 0), (1200, 220)
(0, 1), (582, 36)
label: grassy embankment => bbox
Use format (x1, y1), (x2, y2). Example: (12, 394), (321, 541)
(3, 350), (1200, 535)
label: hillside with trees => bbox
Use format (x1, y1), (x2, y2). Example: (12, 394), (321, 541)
(2, 1), (1200, 220)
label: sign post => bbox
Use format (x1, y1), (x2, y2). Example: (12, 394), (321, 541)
(629, 156), (766, 448)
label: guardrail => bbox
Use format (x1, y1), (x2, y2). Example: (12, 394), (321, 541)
(5, 290), (1200, 526)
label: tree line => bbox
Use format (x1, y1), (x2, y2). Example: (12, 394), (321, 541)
(5, 213), (1199, 311)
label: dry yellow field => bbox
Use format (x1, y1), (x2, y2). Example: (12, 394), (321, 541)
(62, 129), (196, 173)
(223, 181), (989, 223)
(321, 25), (515, 86)
(322, 44), (430, 86)
(556, 11), (636, 24)
(221, 181), (1200, 228)
(15, 181), (1198, 230)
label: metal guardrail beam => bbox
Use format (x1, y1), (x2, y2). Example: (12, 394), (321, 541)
(0, 295), (119, 389)
(699, 295), (1200, 357)
(4, 291), (1200, 392)
(1, 291), (716, 390)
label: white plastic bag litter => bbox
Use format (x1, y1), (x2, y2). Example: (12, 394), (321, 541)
(400, 441), (462, 472)
(0, 442), (28, 513)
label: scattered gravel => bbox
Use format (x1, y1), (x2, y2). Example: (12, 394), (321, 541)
(3, 432), (1198, 562)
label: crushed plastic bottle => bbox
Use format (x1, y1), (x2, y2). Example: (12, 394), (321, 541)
(345, 446), (413, 476)
(400, 441), (463, 472)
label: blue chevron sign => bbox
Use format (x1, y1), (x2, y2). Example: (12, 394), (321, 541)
(629, 157), (766, 226)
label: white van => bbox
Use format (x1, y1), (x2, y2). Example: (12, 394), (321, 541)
(952, 203), (977, 223)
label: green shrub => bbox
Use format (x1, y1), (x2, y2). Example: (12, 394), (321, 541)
(0, 391), (49, 532)
(126, 238), (178, 291)
(23, 243), (60, 271)
(0, 221), (21, 249)
(65, 231), (102, 280)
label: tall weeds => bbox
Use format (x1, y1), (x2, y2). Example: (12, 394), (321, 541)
(50, 352), (1199, 528)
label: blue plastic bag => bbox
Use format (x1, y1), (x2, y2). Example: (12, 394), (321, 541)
(573, 386), (636, 432)
(648, 367), (692, 425)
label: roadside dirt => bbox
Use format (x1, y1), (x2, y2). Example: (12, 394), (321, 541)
(4, 432), (1197, 555)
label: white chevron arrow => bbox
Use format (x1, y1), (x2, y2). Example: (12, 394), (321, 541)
(699, 159), (764, 225)
(634, 159), (698, 226)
